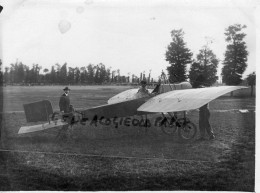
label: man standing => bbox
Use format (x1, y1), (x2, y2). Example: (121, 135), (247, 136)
(58, 87), (74, 140)
(199, 103), (215, 140)
(59, 86), (72, 113)
(193, 75), (215, 140)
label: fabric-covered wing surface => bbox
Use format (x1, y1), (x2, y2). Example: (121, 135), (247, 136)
(137, 86), (247, 113)
(108, 88), (153, 104)
(108, 82), (192, 104)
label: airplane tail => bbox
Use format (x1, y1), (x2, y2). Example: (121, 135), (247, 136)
(18, 100), (67, 134)
(23, 100), (53, 122)
(18, 120), (67, 134)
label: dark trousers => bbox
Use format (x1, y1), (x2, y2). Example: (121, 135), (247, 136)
(57, 112), (75, 140)
(199, 108), (214, 138)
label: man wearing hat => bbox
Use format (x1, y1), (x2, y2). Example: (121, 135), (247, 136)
(58, 86), (74, 140)
(137, 80), (150, 98)
(59, 86), (72, 113)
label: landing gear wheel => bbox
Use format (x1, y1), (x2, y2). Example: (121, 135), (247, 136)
(177, 120), (197, 141)
(161, 124), (178, 135)
(160, 117), (178, 135)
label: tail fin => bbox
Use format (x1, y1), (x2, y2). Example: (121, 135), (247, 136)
(23, 100), (53, 122)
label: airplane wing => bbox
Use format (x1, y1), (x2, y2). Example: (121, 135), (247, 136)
(107, 88), (153, 104)
(107, 82), (192, 104)
(18, 100), (67, 134)
(137, 86), (247, 113)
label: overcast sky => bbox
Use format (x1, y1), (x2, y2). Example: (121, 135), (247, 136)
(0, 0), (257, 80)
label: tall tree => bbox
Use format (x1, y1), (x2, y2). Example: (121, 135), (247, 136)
(87, 64), (94, 83)
(98, 63), (107, 83)
(189, 61), (201, 86)
(35, 64), (42, 83)
(94, 65), (100, 83)
(24, 65), (30, 83)
(75, 67), (81, 84)
(60, 63), (67, 84)
(9, 63), (16, 83)
(127, 72), (131, 83)
(55, 63), (61, 84)
(50, 65), (56, 84)
(28, 64), (39, 83)
(80, 67), (87, 84)
(106, 67), (111, 83)
(117, 69), (120, 82)
(148, 70), (151, 83)
(43, 68), (49, 83)
(221, 24), (248, 86)
(140, 73), (142, 82)
(189, 45), (219, 87)
(3, 67), (9, 84)
(68, 67), (75, 84)
(17, 62), (25, 83)
(142, 71), (146, 81)
(246, 72), (255, 97)
(111, 70), (116, 82)
(165, 29), (193, 83)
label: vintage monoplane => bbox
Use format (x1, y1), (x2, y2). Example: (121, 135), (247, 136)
(18, 77), (247, 141)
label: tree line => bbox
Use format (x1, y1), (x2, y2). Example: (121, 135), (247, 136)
(1, 62), (153, 85)
(0, 23), (255, 89)
(165, 24), (255, 89)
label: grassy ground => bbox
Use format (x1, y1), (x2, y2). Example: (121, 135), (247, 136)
(0, 85), (255, 191)
(2, 85), (133, 112)
(222, 85), (255, 97)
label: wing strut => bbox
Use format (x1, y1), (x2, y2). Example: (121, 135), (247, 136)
(159, 71), (175, 91)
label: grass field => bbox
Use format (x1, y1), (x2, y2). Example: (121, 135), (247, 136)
(0, 85), (255, 191)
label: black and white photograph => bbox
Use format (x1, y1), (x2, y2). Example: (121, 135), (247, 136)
(0, 0), (257, 191)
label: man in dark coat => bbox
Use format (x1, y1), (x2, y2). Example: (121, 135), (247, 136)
(57, 87), (74, 140)
(59, 86), (71, 113)
(59, 87), (74, 119)
(193, 75), (215, 140)
(199, 103), (215, 140)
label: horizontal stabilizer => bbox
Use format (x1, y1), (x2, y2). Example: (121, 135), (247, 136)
(18, 120), (67, 134)
(138, 86), (247, 113)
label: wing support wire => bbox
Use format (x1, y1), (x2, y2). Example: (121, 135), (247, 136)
(158, 71), (185, 123)
(159, 69), (188, 119)
(161, 112), (178, 126)
(160, 71), (176, 91)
